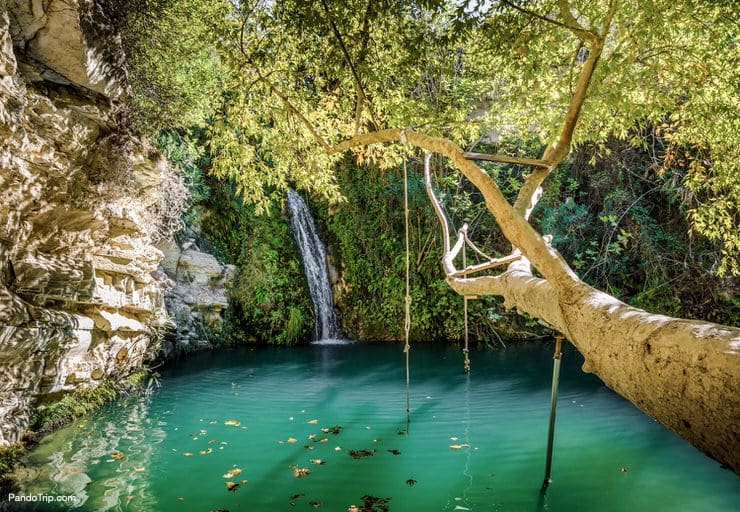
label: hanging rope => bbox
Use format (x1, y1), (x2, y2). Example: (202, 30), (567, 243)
(401, 130), (412, 421)
(462, 242), (471, 373)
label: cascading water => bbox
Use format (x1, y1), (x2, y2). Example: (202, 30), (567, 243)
(287, 188), (339, 340)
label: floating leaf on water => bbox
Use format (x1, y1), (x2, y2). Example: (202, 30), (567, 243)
(183, 452), (193, 457)
(209, 420), (218, 425)
(309, 500), (322, 508)
(176, 497), (185, 501)
(449, 444), (470, 450)
(335, 446), (343, 451)
(133, 467), (145, 472)
(199, 450), (207, 455)
(373, 439), (380, 443)
(349, 449), (375, 459)
(225, 481), (240, 491)
(321, 425), (343, 435)
(388, 449), (401, 455)
(290, 494), (305, 500)
(348, 506), (360, 512)
(224, 419), (241, 426)
(222, 468), (242, 479)
(406, 478), (417, 486)
(308, 419), (319, 424)
(304, 445), (315, 450)
(308, 434), (316, 440)
(450, 437), (459, 441)
(199, 429), (207, 435)
(241, 479), (248, 484)
(310, 459), (326, 465)
(287, 437), (297, 443)
(110, 451), (125, 461)
(293, 467), (310, 478)
(620, 467), (628, 472)
(319, 437), (328, 443)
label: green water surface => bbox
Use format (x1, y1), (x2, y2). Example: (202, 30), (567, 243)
(11, 341), (739, 511)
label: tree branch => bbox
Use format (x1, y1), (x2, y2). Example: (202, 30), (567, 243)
(463, 151), (550, 167)
(512, 34), (605, 218)
(329, 128), (579, 288)
(557, 0), (598, 43)
(500, 0), (574, 34)
(319, 0), (378, 133)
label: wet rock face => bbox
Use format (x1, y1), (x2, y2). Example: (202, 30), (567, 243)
(0, 2), (164, 445)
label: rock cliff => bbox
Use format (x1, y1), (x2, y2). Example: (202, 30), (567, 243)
(0, 0), (229, 446)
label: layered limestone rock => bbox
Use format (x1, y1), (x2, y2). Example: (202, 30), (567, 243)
(156, 235), (235, 355)
(0, 1), (168, 445)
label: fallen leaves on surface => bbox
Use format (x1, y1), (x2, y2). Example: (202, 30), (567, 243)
(321, 425), (343, 435)
(225, 481), (240, 491)
(110, 451), (125, 461)
(310, 459), (326, 465)
(309, 500), (322, 508)
(293, 467), (310, 478)
(406, 478), (417, 486)
(287, 437), (298, 443)
(360, 494), (391, 512)
(349, 449), (375, 460)
(222, 468), (242, 479)
(224, 419), (241, 426)
(308, 419), (319, 424)
(183, 452), (193, 457)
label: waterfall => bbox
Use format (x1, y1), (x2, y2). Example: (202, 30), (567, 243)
(287, 189), (339, 340)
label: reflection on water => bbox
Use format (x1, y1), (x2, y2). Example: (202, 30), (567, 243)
(12, 342), (740, 512)
(16, 394), (164, 511)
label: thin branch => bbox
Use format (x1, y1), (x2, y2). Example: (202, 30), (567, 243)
(501, 0), (572, 33)
(463, 152), (550, 168)
(320, 0), (378, 133)
(448, 254), (522, 278)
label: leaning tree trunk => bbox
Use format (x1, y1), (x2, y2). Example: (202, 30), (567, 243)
(449, 265), (740, 473)
(329, 129), (740, 474)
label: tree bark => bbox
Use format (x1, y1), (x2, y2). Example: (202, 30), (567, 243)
(449, 265), (740, 473)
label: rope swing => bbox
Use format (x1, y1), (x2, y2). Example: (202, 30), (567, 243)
(462, 243), (471, 373)
(401, 130), (412, 423)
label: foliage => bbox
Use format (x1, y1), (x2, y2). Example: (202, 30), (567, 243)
(198, 178), (314, 345)
(0, 443), (25, 494)
(317, 158), (542, 342)
(196, 0), (739, 275)
(29, 372), (149, 433)
(99, 0), (232, 133)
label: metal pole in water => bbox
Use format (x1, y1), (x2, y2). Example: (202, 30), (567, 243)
(541, 335), (563, 492)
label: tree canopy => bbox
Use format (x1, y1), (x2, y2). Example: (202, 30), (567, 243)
(141, 0), (734, 274)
